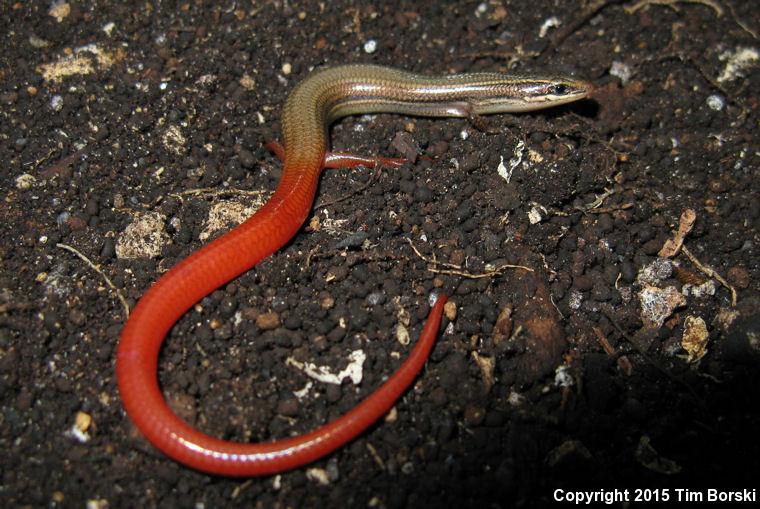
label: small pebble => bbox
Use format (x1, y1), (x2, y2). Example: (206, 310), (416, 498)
(319, 293), (335, 309)
(706, 94), (725, 111)
(43, 311), (60, 333)
(727, 266), (749, 289)
(597, 213), (613, 233)
(620, 260), (636, 283)
(366, 292), (386, 306)
(94, 125), (110, 141)
(464, 404), (486, 426)
(336, 231), (367, 249)
(575, 271), (598, 290)
(326, 457), (340, 482)
(69, 309), (86, 326)
(444, 301), (457, 321)
(430, 386), (447, 406)
(459, 152), (480, 171)
(219, 297), (238, 317)
(0, 350), (19, 373)
(363, 39), (377, 53)
(327, 325), (346, 342)
(256, 312), (280, 330)
(100, 239), (116, 259)
(84, 198), (99, 216)
(213, 323), (233, 340)
(641, 239), (662, 256)
(276, 398), (299, 417)
(390, 131), (419, 162)
(413, 186), (433, 202)
(237, 148), (256, 169)
(56, 212), (71, 226)
(426, 140), (449, 158)
(0, 91), (19, 104)
(283, 314), (302, 329)
(325, 384), (342, 403)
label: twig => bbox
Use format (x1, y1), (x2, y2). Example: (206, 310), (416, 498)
(302, 248), (401, 268)
(427, 266), (531, 279)
(593, 326), (633, 375)
(304, 245), (321, 269)
(501, 113), (625, 159)
(365, 443), (386, 471)
(315, 167), (382, 209)
(56, 243), (130, 319)
(508, 324), (524, 343)
(406, 238), (533, 278)
(542, 0), (627, 56)
(551, 185), (632, 217)
(22, 148), (56, 167)
(681, 246), (737, 306)
(604, 310), (703, 403)
(586, 203), (634, 214)
(593, 326), (616, 356)
(169, 188), (268, 201)
(725, 1), (758, 40)
(578, 188), (616, 211)
(659, 208), (696, 257)
(406, 238), (466, 270)
(459, 48), (534, 68)
(648, 52), (749, 123)
(624, 0), (723, 16)
(230, 480), (253, 499)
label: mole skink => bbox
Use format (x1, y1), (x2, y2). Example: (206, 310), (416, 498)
(116, 64), (590, 476)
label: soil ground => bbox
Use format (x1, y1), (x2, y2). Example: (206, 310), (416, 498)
(1, 1), (759, 508)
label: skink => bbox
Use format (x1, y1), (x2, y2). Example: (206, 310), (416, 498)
(116, 64), (590, 476)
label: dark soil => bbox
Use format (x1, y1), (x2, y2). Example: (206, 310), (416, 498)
(2, 1), (759, 507)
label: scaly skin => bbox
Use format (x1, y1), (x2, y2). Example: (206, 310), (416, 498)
(116, 64), (590, 476)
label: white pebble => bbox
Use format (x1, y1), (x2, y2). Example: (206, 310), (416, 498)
(50, 95), (64, 111)
(610, 61), (632, 85)
(706, 94), (725, 111)
(56, 211), (70, 226)
(539, 16), (561, 38)
(363, 39), (377, 54)
(15, 173), (36, 190)
(568, 289), (583, 310)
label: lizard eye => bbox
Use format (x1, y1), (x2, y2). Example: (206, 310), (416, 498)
(550, 83), (569, 95)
